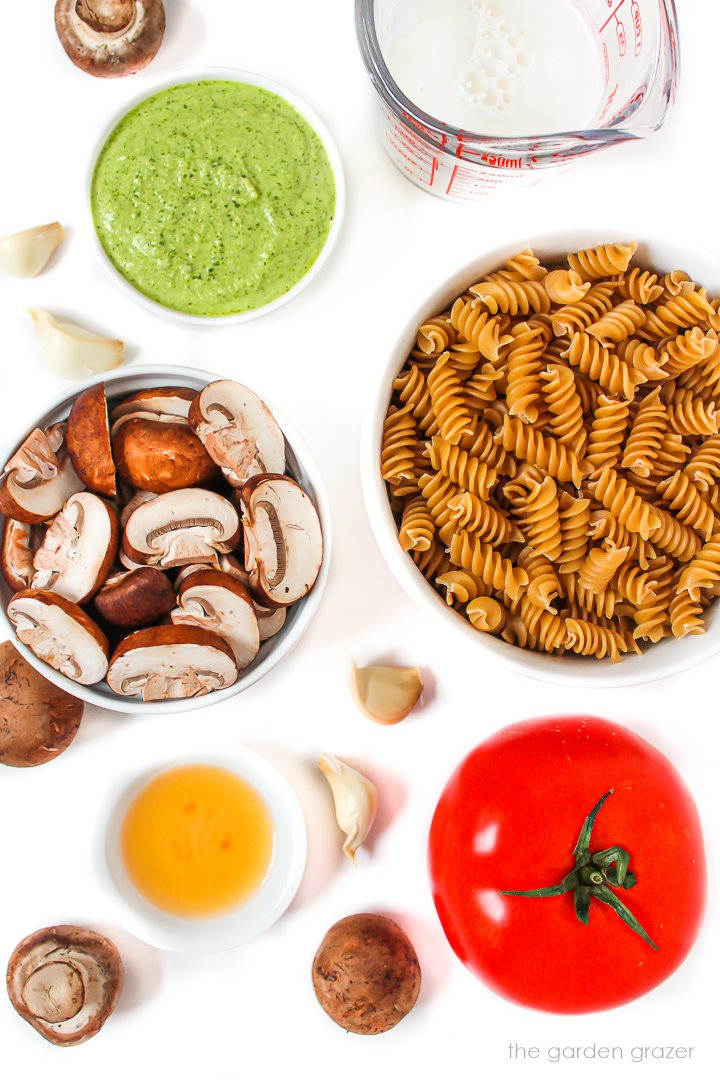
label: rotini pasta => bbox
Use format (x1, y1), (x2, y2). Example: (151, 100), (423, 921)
(382, 242), (720, 661)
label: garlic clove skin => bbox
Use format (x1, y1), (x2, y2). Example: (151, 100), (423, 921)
(350, 662), (423, 725)
(0, 223), (65, 277)
(29, 308), (124, 380)
(318, 754), (378, 865)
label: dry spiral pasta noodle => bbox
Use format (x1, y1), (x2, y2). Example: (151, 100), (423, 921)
(382, 241), (720, 661)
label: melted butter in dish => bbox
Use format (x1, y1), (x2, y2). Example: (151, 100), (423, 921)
(91, 81), (336, 316)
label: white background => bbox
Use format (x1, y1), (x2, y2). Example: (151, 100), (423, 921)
(0, 1), (717, 1076)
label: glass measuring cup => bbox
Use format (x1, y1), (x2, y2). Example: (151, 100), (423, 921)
(356, 0), (679, 202)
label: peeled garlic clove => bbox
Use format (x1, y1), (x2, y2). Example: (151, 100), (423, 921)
(29, 308), (124, 380)
(350, 662), (423, 725)
(318, 754), (377, 865)
(0, 223), (65, 277)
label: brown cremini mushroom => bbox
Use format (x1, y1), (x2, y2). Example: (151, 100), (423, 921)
(112, 416), (218, 493)
(241, 474), (323, 607)
(32, 492), (119, 604)
(0, 641), (83, 767)
(7, 590), (110, 685)
(54, 1), (165, 78)
(0, 424), (83, 524)
(7, 925), (122, 1045)
(123, 487), (241, 568)
(94, 566), (175, 629)
(1, 519), (43, 592)
(171, 569), (260, 669)
(188, 380), (286, 487)
(65, 383), (116, 498)
(312, 914), (421, 1035)
(106, 624), (238, 701)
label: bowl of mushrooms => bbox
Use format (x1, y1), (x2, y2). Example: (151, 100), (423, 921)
(0, 365), (329, 713)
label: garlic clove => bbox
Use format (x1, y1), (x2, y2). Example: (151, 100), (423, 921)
(0, 223), (65, 277)
(318, 754), (378, 865)
(350, 662), (423, 725)
(29, 308), (124, 380)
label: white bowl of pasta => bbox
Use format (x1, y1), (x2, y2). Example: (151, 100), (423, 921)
(362, 231), (720, 686)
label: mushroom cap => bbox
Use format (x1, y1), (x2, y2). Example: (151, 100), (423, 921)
(173, 569), (260, 669)
(66, 383), (116, 498)
(94, 565), (176, 628)
(31, 492), (119, 604)
(1, 518), (42, 592)
(123, 487), (241, 568)
(55, 0), (166, 78)
(0, 424), (83, 524)
(188, 380), (286, 487)
(312, 914), (421, 1035)
(7, 590), (110, 685)
(112, 417), (218, 493)
(0, 640), (83, 767)
(241, 474), (323, 607)
(107, 624), (238, 700)
(7, 924), (123, 1045)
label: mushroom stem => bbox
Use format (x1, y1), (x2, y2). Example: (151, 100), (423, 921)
(76, 0), (136, 35)
(21, 961), (85, 1024)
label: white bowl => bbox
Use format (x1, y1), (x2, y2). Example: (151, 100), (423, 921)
(87, 68), (345, 325)
(362, 231), (720, 688)
(95, 744), (307, 952)
(0, 364), (331, 713)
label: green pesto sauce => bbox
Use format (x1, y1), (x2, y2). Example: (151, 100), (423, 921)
(91, 81), (336, 316)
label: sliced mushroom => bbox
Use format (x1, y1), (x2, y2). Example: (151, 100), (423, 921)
(172, 569), (260, 669)
(112, 416), (218, 493)
(255, 602), (286, 641)
(188, 381), (285, 487)
(241, 475), (323, 607)
(1, 518), (43, 592)
(0, 641), (83, 768)
(0, 424), (83, 524)
(94, 566), (175, 629)
(66, 383), (116, 498)
(7, 925), (122, 1045)
(123, 488), (240, 569)
(119, 488), (156, 527)
(32, 493), (119, 604)
(54, 0), (165, 78)
(110, 386), (195, 425)
(106, 624), (237, 701)
(7, 590), (110, 685)
(0, 222), (65, 278)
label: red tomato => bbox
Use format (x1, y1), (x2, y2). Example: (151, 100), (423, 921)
(428, 716), (706, 1013)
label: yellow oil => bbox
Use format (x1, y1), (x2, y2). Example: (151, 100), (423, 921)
(120, 764), (275, 918)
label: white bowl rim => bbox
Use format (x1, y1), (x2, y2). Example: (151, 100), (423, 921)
(361, 229), (720, 688)
(86, 66), (346, 326)
(0, 363), (332, 713)
(94, 743), (307, 953)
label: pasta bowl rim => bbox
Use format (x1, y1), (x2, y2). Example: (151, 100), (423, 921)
(361, 230), (720, 688)
(0, 364), (331, 714)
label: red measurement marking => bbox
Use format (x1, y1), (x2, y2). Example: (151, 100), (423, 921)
(599, 0), (627, 33)
(631, 0), (642, 54)
(446, 165), (459, 195)
(616, 20), (626, 56)
(430, 157), (438, 185)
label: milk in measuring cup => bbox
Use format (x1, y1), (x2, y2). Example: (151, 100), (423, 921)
(382, 0), (604, 136)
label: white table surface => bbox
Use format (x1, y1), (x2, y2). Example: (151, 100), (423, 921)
(0, 1), (717, 1076)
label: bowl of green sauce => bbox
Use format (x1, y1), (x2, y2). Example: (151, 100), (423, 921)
(89, 70), (343, 323)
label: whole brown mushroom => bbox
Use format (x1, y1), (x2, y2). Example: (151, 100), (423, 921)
(94, 566), (176, 629)
(312, 914), (421, 1035)
(0, 641), (83, 767)
(55, 1), (166, 78)
(7, 925), (123, 1045)
(112, 418), (218, 494)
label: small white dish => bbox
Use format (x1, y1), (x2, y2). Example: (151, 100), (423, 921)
(361, 231), (720, 688)
(0, 364), (331, 714)
(95, 744), (307, 953)
(87, 68), (345, 326)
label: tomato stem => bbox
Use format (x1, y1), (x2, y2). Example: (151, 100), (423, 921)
(499, 790), (658, 950)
